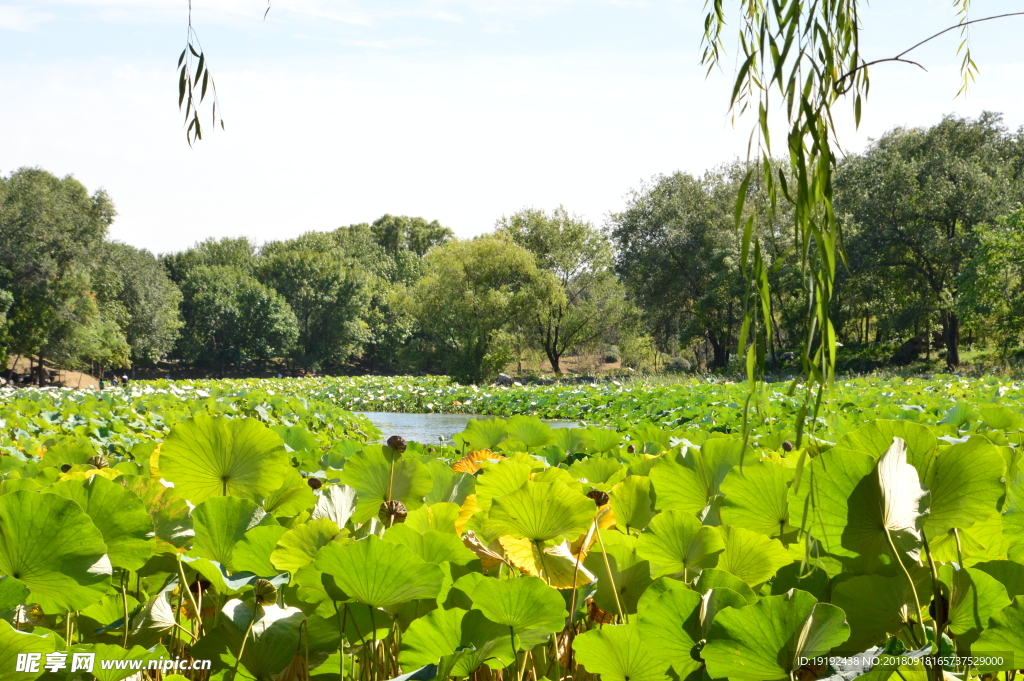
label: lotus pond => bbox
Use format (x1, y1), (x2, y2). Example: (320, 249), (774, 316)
(0, 376), (1024, 681)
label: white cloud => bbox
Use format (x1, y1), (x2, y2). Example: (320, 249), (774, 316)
(0, 5), (54, 30)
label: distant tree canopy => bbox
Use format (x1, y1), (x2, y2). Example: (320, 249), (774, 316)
(4, 113), (1024, 382)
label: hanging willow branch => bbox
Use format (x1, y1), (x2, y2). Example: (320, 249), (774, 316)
(700, 0), (1024, 452)
(178, 0), (225, 146)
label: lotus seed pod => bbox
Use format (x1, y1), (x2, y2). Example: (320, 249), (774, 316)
(254, 578), (278, 606)
(60, 464), (72, 473)
(379, 499), (408, 525)
(781, 441), (794, 452)
(307, 477), (323, 490)
(626, 444), (636, 454)
(87, 455), (110, 469)
(586, 490), (609, 507)
(386, 435), (407, 453)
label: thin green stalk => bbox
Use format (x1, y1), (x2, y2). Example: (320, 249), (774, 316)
(953, 527), (965, 567)
(177, 556), (204, 637)
(595, 529), (626, 623)
(883, 528), (925, 650)
(120, 570), (130, 648)
(230, 609), (259, 681)
(509, 627), (525, 681)
(921, 534), (944, 681)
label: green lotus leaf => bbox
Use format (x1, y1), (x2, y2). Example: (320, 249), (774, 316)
(1004, 471), (1024, 563)
(698, 587), (748, 639)
(190, 496), (278, 571)
(715, 525), (791, 586)
(405, 502), (461, 535)
(574, 622), (669, 681)
(831, 419), (937, 478)
(0, 619), (59, 681)
(120, 475), (192, 551)
(399, 606), (516, 678)
(79, 592), (140, 636)
(487, 481), (595, 542)
(311, 484), (358, 528)
(530, 466), (583, 491)
(569, 457), (625, 485)
(939, 565), (1011, 649)
(609, 475), (657, 533)
(694, 568), (758, 604)
(925, 437), (1005, 534)
(719, 460), (794, 537)
(467, 574), (567, 633)
(460, 418), (508, 451)
(0, 575), (30, 613)
(383, 523), (476, 565)
(232, 525), (289, 577)
(974, 560), (1024, 600)
(47, 475), (154, 571)
(586, 427), (623, 453)
(424, 462), (475, 506)
(219, 599), (309, 680)
(584, 530), (654, 615)
(505, 415), (554, 449)
(271, 424), (319, 451)
(129, 585), (179, 646)
(314, 535), (444, 608)
(340, 448), (433, 524)
(474, 460), (532, 510)
(791, 437), (927, 562)
(270, 517), (344, 575)
(636, 587), (703, 678)
(927, 510), (1006, 565)
(972, 596), (1024, 672)
(552, 428), (593, 456)
(261, 468), (316, 517)
(649, 458), (707, 515)
(41, 439), (95, 469)
(770, 562), (830, 603)
(636, 509), (724, 579)
(0, 490), (111, 613)
(832, 573), (926, 652)
(702, 590), (850, 681)
(399, 606), (464, 669)
(156, 415), (290, 503)
(980, 405), (1021, 431)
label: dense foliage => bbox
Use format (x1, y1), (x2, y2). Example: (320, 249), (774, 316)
(5, 114), (1024, 384)
(1, 376), (1024, 680)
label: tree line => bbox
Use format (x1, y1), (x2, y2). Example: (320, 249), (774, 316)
(2, 112), (1023, 384)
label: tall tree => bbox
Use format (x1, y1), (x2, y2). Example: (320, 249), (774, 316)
(403, 235), (561, 383)
(835, 113), (1023, 367)
(610, 171), (749, 369)
(0, 167), (116, 381)
(95, 242), (183, 366)
(370, 215), (453, 258)
(497, 207), (630, 374)
(162, 236), (258, 284)
(259, 233), (372, 370)
(174, 266), (298, 369)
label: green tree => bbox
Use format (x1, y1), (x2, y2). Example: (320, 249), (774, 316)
(957, 208), (1024, 355)
(162, 236), (258, 284)
(835, 113), (1023, 367)
(497, 207), (631, 374)
(259, 234), (371, 370)
(403, 235), (561, 383)
(370, 215), (453, 258)
(610, 171), (750, 369)
(174, 266), (298, 369)
(95, 242), (183, 366)
(0, 167), (116, 382)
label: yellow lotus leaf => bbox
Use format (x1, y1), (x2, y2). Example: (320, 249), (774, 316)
(453, 449), (504, 474)
(455, 494), (482, 535)
(499, 536), (596, 589)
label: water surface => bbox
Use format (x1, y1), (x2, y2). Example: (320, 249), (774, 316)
(357, 411), (578, 445)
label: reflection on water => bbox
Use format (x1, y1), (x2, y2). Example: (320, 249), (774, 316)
(356, 411), (579, 445)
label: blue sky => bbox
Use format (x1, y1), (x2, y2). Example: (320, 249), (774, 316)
(2, 0), (1023, 253)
